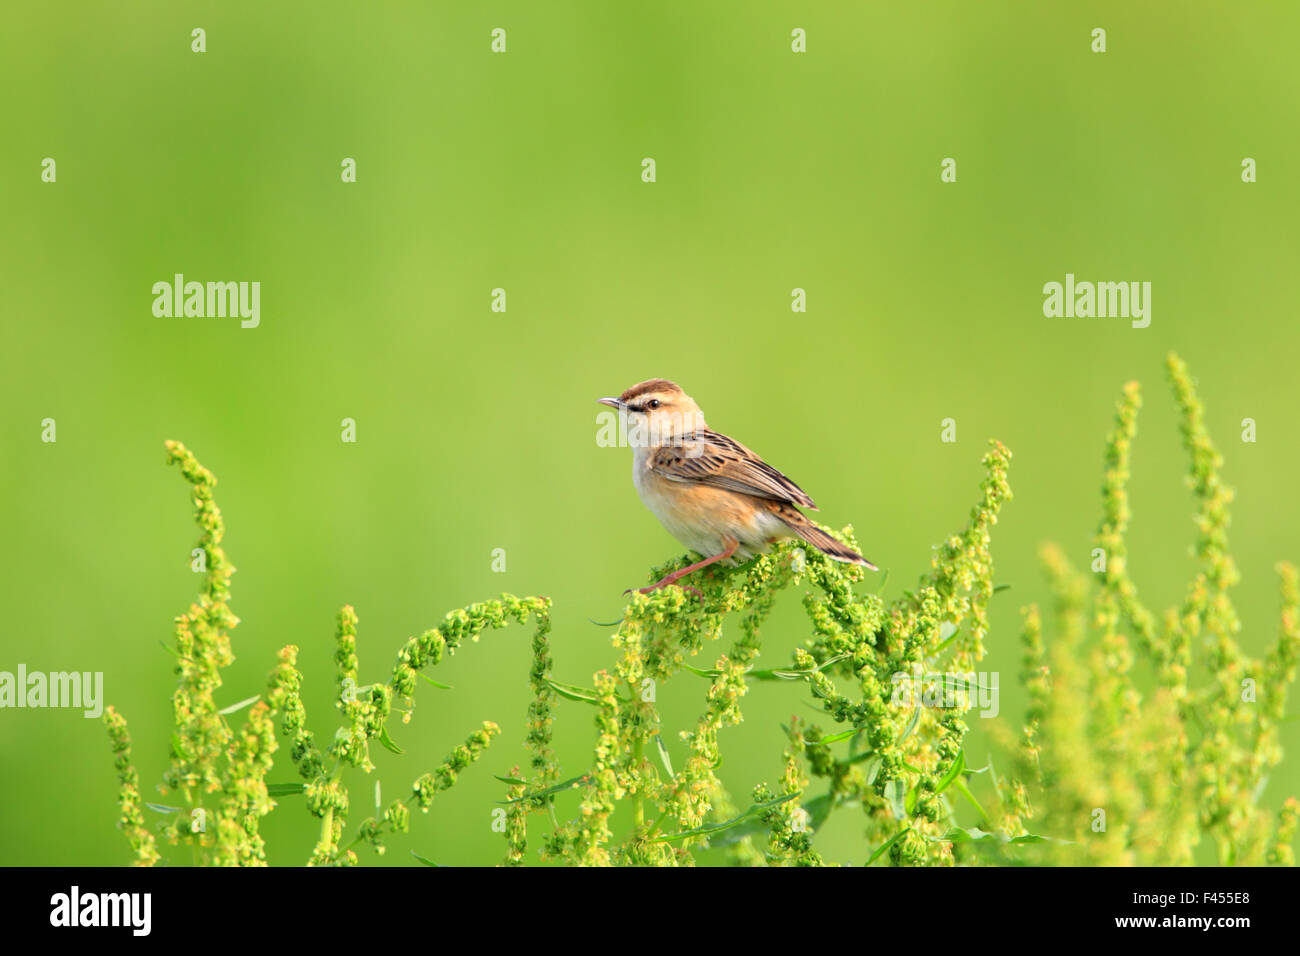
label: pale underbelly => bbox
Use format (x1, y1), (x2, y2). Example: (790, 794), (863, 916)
(635, 477), (791, 563)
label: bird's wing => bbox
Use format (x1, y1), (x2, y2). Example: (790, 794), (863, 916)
(647, 429), (818, 509)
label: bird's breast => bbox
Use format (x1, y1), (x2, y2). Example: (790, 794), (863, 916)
(631, 446), (669, 514)
(631, 446), (784, 560)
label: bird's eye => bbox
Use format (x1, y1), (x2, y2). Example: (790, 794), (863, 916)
(649, 399), (661, 409)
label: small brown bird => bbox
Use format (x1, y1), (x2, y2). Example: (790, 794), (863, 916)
(599, 378), (876, 595)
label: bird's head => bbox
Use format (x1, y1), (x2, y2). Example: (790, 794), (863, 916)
(598, 378), (706, 445)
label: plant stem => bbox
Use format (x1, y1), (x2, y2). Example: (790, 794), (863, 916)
(632, 734), (645, 829)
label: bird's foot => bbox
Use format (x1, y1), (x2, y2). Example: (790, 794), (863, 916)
(623, 575), (702, 599)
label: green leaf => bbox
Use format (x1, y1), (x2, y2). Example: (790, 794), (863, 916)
(748, 654), (852, 682)
(866, 827), (910, 865)
(419, 673), (453, 690)
(819, 728), (859, 744)
(170, 733), (192, 761)
(682, 663), (722, 678)
(501, 774), (589, 804)
(218, 693), (262, 716)
(883, 779), (907, 820)
(494, 775), (528, 786)
(935, 750), (966, 795)
(655, 735), (675, 778)
(748, 668), (812, 681)
(706, 815), (771, 848)
(937, 826), (995, 843)
(377, 725), (404, 755)
(545, 678), (601, 705)
(815, 654), (852, 671)
(267, 783), (306, 797)
(933, 826), (1063, 847)
(656, 793), (798, 843)
(410, 850), (444, 867)
(145, 802), (180, 814)
(864, 757), (883, 786)
(899, 703), (923, 743)
(848, 726), (865, 758)
(802, 793), (834, 833)
(951, 778), (990, 824)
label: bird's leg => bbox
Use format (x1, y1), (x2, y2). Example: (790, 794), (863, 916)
(628, 537), (740, 598)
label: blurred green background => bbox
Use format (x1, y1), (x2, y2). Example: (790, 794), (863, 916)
(3, 2), (1298, 866)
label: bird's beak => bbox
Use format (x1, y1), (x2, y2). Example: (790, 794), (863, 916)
(597, 397), (622, 409)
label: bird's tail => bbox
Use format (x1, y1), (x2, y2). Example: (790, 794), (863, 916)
(770, 503), (878, 570)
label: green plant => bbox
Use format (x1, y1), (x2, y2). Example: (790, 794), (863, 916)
(106, 354), (1298, 866)
(105, 441), (551, 866)
(108, 434), (1013, 867)
(514, 439), (1013, 866)
(986, 353), (1300, 865)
